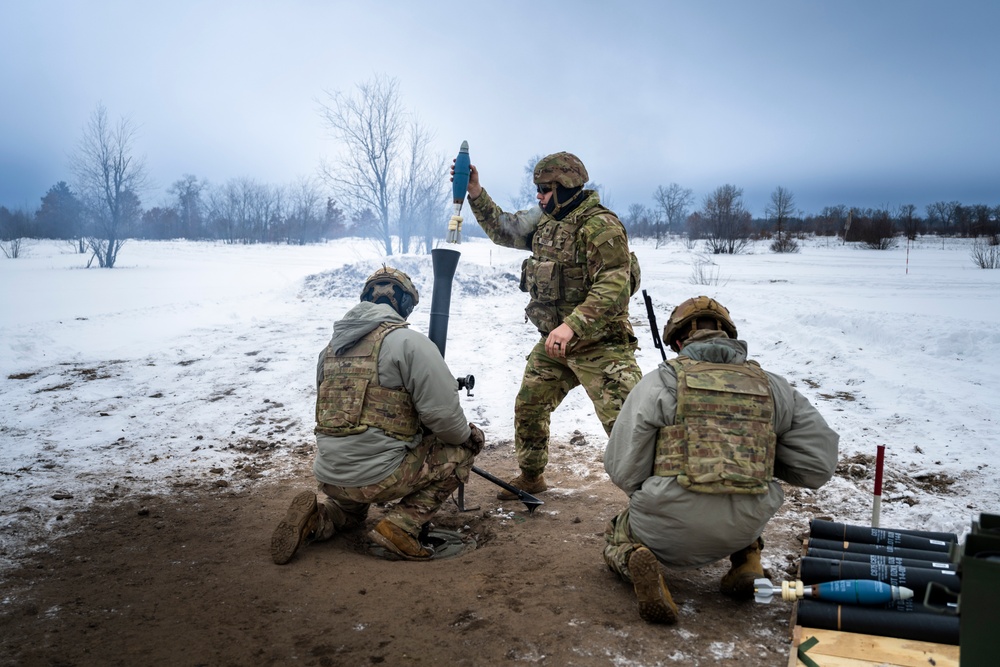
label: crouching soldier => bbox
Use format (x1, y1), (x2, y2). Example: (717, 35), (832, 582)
(602, 296), (839, 623)
(271, 266), (484, 563)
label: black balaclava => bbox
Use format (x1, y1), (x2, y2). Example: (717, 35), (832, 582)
(542, 184), (585, 220)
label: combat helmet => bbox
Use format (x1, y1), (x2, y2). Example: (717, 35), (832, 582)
(361, 266), (420, 319)
(533, 152), (589, 188)
(663, 296), (738, 352)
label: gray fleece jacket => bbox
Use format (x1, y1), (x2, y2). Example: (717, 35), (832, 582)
(312, 301), (471, 487)
(604, 336), (839, 568)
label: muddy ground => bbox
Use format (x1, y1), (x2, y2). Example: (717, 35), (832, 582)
(1, 434), (858, 667)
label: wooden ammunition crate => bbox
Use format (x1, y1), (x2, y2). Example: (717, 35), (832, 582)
(788, 625), (959, 666)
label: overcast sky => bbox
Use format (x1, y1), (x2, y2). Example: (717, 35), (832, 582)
(2, 1), (998, 218)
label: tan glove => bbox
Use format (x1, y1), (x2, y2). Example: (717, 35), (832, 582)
(465, 423), (485, 455)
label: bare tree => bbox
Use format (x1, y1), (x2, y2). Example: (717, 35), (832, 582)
(396, 121), (448, 254)
(623, 203), (654, 238)
(318, 75), (408, 256)
(282, 177), (326, 244)
(971, 236), (1000, 269)
(925, 201), (960, 235)
(169, 175), (207, 239)
(766, 185), (799, 253)
(652, 183), (693, 248)
(70, 104), (148, 268)
(810, 204), (847, 237)
(898, 203), (921, 240)
(0, 206), (34, 258)
(968, 204), (997, 238)
(509, 154), (544, 210)
(851, 207), (898, 249)
(700, 184), (753, 254)
(206, 178), (283, 244)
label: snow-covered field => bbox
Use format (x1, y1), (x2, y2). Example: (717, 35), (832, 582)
(2, 235), (998, 572)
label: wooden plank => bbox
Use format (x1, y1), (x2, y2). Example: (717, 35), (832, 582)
(790, 627), (959, 667)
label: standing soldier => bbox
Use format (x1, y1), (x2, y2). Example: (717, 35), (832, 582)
(602, 296), (839, 624)
(454, 152), (642, 499)
(271, 267), (485, 563)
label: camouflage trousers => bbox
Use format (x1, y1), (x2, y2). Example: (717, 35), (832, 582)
(603, 506), (646, 583)
(513, 338), (641, 476)
(313, 435), (475, 539)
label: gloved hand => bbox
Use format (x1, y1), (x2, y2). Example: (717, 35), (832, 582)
(465, 422), (485, 455)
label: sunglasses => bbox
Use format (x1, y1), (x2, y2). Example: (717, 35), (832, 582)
(536, 183), (554, 194)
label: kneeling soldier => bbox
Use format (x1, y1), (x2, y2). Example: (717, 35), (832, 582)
(271, 266), (484, 563)
(602, 296), (839, 623)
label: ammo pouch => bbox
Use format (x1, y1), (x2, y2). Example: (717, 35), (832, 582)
(520, 257), (562, 303)
(523, 301), (561, 335)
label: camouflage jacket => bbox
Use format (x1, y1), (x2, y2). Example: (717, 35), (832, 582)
(469, 188), (636, 343)
(604, 337), (839, 568)
(312, 301), (470, 488)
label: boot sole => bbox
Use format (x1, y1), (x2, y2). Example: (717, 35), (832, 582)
(630, 548), (678, 625)
(270, 491), (316, 565)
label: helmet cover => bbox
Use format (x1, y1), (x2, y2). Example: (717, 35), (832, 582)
(663, 296), (738, 352)
(533, 152), (589, 189)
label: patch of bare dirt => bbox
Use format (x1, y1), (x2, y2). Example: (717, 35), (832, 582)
(1, 440), (816, 667)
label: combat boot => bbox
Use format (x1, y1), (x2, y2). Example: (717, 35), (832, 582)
(369, 519), (434, 560)
(720, 537), (765, 599)
(628, 546), (678, 624)
(271, 490), (320, 565)
(496, 473), (547, 500)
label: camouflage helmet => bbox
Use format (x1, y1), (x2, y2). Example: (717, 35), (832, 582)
(663, 296), (738, 352)
(361, 266), (419, 319)
(533, 152), (589, 189)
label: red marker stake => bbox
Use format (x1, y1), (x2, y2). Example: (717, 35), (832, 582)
(872, 445), (885, 527)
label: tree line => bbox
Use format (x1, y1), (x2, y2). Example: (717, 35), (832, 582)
(3, 76), (999, 264)
(619, 184), (1000, 255)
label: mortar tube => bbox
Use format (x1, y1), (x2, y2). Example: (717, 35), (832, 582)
(425, 245), (544, 514)
(428, 248), (461, 357)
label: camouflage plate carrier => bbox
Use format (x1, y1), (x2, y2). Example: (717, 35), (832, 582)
(653, 357), (776, 494)
(315, 322), (420, 441)
(519, 200), (640, 336)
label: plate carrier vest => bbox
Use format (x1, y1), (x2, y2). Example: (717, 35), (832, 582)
(653, 357), (777, 494)
(519, 202), (640, 335)
(315, 322), (420, 441)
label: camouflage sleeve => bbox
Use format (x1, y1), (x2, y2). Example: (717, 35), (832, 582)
(563, 214), (633, 340)
(467, 188), (538, 251)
